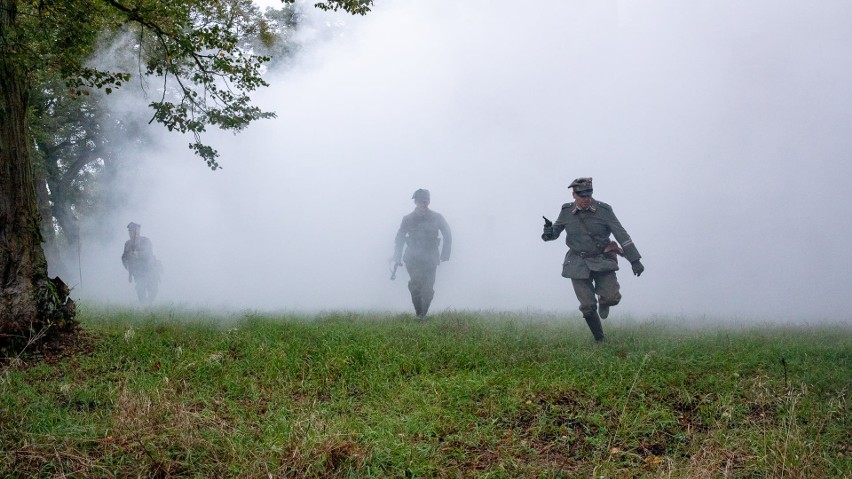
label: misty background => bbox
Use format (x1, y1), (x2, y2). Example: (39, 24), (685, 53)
(69, 0), (852, 323)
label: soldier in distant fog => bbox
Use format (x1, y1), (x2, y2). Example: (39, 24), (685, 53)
(541, 178), (644, 342)
(122, 222), (161, 305)
(393, 189), (452, 318)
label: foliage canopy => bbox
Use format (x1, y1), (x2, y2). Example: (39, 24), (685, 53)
(9, 0), (373, 169)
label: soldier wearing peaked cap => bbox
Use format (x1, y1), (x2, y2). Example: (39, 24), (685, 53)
(122, 222), (161, 305)
(393, 189), (452, 318)
(541, 178), (644, 342)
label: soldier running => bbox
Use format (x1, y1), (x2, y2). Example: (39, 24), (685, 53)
(542, 178), (644, 341)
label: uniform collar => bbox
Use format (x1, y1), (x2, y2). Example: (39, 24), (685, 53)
(572, 202), (597, 214)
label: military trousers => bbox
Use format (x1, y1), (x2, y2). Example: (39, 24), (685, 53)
(133, 273), (159, 305)
(571, 271), (621, 318)
(405, 261), (438, 317)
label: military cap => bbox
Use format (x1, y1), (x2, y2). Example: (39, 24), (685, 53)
(127, 222), (141, 230)
(569, 177), (593, 196)
(412, 188), (431, 201)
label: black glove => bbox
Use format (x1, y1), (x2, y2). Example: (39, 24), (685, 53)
(542, 225), (553, 238)
(631, 260), (644, 277)
(542, 216), (553, 227)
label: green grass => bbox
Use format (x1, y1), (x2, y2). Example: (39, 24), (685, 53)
(1, 305), (849, 478)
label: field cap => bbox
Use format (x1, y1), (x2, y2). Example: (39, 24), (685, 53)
(569, 177), (593, 196)
(412, 189), (430, 201)
(127, 222), (141, 230)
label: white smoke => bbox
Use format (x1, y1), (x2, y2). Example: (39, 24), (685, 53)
(76, 0), (852, 323)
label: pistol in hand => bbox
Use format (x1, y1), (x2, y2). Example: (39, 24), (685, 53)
(542, 216), (555, 239)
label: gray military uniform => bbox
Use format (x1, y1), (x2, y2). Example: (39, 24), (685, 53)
(394, 209), (452, 317)
(545, 200), (640, 278)
(542, 184), (642, 341)
(122, 235), (160, 304)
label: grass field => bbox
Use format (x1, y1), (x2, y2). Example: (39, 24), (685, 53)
(1, 306), (849, 478)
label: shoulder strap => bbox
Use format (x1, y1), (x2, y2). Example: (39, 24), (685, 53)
(575, 212), (605, 252)
(577, 212), (624, 257)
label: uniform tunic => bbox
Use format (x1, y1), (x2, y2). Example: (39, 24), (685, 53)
(395, 209), (452, 265)
(542, 200), (640, 279)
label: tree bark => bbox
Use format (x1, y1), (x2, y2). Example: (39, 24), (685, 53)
(1, 0), (76, 351)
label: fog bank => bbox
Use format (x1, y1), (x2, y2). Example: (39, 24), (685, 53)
(75, 0), (852, 323)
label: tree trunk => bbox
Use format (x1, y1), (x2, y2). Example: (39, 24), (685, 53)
(36, 168), (74, 281)
(1, 1), (76, 351)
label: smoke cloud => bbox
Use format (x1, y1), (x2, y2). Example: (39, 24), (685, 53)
(76, 0), (852, 323)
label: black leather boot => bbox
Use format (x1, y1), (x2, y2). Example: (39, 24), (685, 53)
(420, 294), (433, 317)
(583, 312), (605, 342)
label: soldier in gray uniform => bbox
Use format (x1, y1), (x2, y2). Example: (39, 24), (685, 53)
(393, 189), (452, 317)
(122, 222), (161, 305)
(541, 178), (644, 341)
